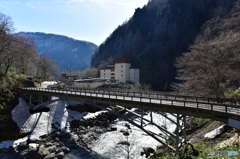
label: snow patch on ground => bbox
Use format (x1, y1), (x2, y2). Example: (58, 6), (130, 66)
(204, 125), (226, 139)
(83, 111), (107, 120)
(0, 97), (86, 149)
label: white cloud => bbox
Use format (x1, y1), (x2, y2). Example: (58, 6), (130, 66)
(26, 2), (37, 8)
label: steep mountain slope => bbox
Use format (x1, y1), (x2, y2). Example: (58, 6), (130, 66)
(91, 0), (237, 90)
(20, 32), (98, 71)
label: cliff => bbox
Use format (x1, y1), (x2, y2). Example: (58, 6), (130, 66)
(91, 0), (237, 90)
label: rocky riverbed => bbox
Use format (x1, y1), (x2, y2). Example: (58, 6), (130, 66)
(0, 112), (120, 159)
(0, 97), (160, 159)
(0, 97), (120, 159)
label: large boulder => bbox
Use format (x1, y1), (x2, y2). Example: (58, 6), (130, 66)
(141, 147), (155, 158)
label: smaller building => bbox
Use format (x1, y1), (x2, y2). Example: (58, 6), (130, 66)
(59, 73), (78, 85)
(73, 78), (118, 89)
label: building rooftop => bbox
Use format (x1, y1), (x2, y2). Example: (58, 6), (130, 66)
(115, 57), (131, 64)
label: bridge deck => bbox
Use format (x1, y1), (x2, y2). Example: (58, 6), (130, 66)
(20, 87), (240, 123)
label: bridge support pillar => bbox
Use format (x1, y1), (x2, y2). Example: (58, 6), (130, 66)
(183, 115), (187, 144)
(150, 111), (153, 124)
(175, 113), (180, 155)
(141, 109), (144, 127)
(29, 93), (32, 105)
(38, 95), (43, 105)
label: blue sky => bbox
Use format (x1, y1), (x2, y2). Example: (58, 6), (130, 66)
(0, 0), (149, 45)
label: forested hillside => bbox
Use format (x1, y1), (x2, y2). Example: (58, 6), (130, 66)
(20, 32), (98, 71)
(172, 1), (240, 98)
(91, 0), (238, 90)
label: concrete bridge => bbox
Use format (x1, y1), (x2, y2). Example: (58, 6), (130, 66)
(19, 87), (240, 154)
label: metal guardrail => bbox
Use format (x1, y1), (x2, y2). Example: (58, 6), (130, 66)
(21, 87), (240, 116)
(36, 86), (240, 104)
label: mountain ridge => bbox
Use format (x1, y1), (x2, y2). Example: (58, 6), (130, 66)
(19, 32), (98, 71)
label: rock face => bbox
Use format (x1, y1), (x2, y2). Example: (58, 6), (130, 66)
(18, 32), (98, 71)
(91, 0), (237, 90)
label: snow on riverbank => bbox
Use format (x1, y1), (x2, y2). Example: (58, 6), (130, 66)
(204, 124), (226, 139)
(0, 97), (86, 149)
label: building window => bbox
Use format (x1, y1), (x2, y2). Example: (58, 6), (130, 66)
(121, 65), (123, 67)
(111, 70), (114, 72)
(104, 73), (105, 75)
(121, 75), (123, 76)
(121, 70), (123, 72)
(111, 73), (114, 75)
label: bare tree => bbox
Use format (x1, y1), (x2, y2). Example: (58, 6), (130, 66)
(172, 31), (240, 98)
(0, 13), (14, 75)
(13, 35), (37, 75)
(36, 55), (59, 80)
(1, 35), (19, 76)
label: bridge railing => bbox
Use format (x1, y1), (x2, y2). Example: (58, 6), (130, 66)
(71, 87), (239, 105)
(21, 87), (240, 106)
(21, 87), (240, 116)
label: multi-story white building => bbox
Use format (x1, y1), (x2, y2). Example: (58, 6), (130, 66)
(100, 57), (140, 85)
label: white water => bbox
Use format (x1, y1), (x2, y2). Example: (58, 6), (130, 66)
(91, 111), (177, 159)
